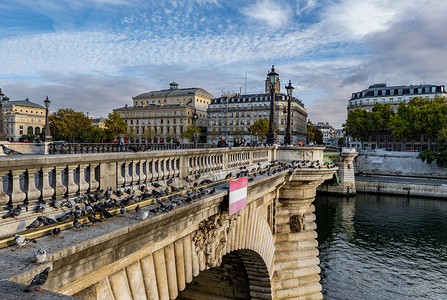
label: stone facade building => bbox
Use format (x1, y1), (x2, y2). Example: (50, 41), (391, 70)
(314, 122), (337, 148)
(114, 82), (214, 143)
(207, 73), (307, 145)
(0, 88), (46, 142)
(347, 83), (447, 151)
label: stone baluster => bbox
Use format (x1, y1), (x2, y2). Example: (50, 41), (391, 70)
(124, 161), (132, 187)
(78, 164), (90, 194)
(10, 170), (26, 204)
(41, 167), (55, 200)
(159, 158), (166, 181)
(273, 180), (325, 299)
(173, 157), (180, 178)
(139, 160), (147, 185)
(66, 165), (78, 197)
(131, 160), (139, 185)
(53, 165), (67, 199)
(0, 171), (10, 206)
(89, 164), (99, 192)
(153, 159), (159, 182)
(116, 162), (125, 188)
(147, 160), (154, 182)
(26, 168), (41, 202)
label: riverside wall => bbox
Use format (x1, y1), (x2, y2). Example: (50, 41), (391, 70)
(355, 151), (447, 179)
(354, 151), (447, 199)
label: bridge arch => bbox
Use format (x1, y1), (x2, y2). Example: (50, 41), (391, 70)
(177, 249), (271, 299)
(73, 204), (275, 300)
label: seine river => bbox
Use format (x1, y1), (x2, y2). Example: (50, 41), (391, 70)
(315, 193), (447, 300)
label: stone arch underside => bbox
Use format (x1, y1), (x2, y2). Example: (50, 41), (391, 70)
(73, 204), (274, 300)
(177, 250), (272, 300)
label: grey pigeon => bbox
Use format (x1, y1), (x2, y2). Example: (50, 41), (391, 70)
(2, 205), (22, 219)
(51, 200), (62, 210)
(14, 234), (36, 249)
(152, 182), (161, 188)
(120, 205), (126, 217)
(1, 144), (22, 156)
(135, 204), (141, 214)
(23, 267), (50, 292)
(34, 247), (46, 265)
(26, 217), (43, 231)
(73, 218), (84, 231)
(52, 227), (61, 237)
(136, 210), (149, 220)
(88, 215), (102, 226)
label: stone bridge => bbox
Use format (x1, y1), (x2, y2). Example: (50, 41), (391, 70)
(0, 146), (335, 299)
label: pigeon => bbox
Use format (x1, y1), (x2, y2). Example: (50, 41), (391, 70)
(2, 205), (22, 219)
(23, 267), (50, 292)
(119, 205), (126, 217)
(135, 204), (141, 214)
(88, 215), (102, 226)
(34, 201), (47, 213)
(152, 182), (161, 188)
(100, 209), (113, 221)
(14, 234), (36, 249)
(136, 210), (149, 220)
(73, 218), (84, 231)
(208, 188), (216, 195)
(74, 206), (83, 218)
(51, 200), (62, 210)
(225, 173), (232, 180)
(115, 189), (124, 197)
(1, 144), (22, 157)
(155, 197), (165, 207)
(105, 188), (113, 197)
(34, 247), (47, 265)
(166, 178), (173, 186)
(52, 227), (61, 237)
(129, 145), (140, 152)
(26, 217), (43, 231)
(194, 173), (201, 180)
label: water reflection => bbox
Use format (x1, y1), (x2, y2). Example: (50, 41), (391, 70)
(316, 193), (447, 300)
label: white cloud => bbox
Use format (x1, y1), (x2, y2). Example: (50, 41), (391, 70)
(296, 0), (318, 16)
(241, 0), (291, 28)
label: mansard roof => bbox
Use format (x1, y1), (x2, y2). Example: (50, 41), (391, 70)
(133, 88), (214, 100)
(1, 99), (44, 109)
(350, 83), (446, 100)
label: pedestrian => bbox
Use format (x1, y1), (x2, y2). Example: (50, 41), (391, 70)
(119, 137), (124, 151)
(217, 136), (227, 147)
(240, 138), (247, 147)
(298, 140), (303, 146)
(233, 138), (241, 147)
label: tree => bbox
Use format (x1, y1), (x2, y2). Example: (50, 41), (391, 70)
(104, 112), (127, 141)
(207, 127), (219, 144)
(126, 127), (136, 143)
(249, 118), (269, 142)
(343, 109), (373, 148)
(232, 127), (244, 139)
(181, 125), (200, 142)
(49, 108), (93, 143)
(419, 128), (447, 167)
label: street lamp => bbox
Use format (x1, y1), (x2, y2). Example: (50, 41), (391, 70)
(0, 89), (7, 142)
(193, 110), (198, 148)
(43, 96), (52, 142)
(266, 65), (278, 145)
(284, 80), (294, 146)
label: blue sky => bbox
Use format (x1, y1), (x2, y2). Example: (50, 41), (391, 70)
(1, 0), (446, 127)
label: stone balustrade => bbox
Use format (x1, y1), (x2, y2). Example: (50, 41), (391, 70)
(1, 147), (301, 206)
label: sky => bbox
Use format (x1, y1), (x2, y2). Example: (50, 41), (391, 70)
(1, 0), (446, 128)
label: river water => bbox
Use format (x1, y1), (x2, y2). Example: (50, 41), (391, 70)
(315, 193), (447, 300)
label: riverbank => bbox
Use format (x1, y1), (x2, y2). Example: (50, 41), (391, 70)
(355, 175), (447, 199)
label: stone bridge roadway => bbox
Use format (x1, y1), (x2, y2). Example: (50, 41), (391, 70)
(0, 146), (335, 299)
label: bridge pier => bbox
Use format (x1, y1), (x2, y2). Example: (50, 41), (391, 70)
(273, 178), (325, 299)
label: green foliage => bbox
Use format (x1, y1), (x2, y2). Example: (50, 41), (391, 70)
(50, 108), (94, 143)
(105, 112), (127, 140)
(249, 118), (269, 142)
(232, 127), (245, 139)
(207, 127), (219, 143)
(181, 125), (200, 142)
(418, 128), (447, 167)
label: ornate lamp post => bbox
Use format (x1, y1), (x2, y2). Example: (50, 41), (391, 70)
(0, 89), (7, 142)
(284, 80), (294, 146)
(266, 65), (278, 145)
(43, 96), (52, 142)
(193, 110), (198, 148)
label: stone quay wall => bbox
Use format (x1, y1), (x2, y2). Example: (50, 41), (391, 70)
(355, 151), (447, 179)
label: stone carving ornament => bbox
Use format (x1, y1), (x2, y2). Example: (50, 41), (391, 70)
(193, 211), (238, 268)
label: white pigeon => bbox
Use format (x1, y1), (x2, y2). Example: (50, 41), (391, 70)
(136, 210), (149, 220)
(14, 234), (36, 249)
(34, 247), (47, 265)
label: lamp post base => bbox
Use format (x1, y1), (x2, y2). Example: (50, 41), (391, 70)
(284, 135), (292, 146)
(266, 132), (277, 145)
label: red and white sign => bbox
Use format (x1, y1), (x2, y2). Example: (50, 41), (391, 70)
(229, 177), (248, 215)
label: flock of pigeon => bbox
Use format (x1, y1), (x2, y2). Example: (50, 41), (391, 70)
(1, 159), (335, 293)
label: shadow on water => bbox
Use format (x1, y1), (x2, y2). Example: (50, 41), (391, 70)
(315, 192), (447, 300)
